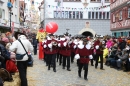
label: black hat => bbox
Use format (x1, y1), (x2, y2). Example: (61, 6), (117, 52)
(14, 32), (26, 40)
(60, 35), (65, 38)
(49, 34), (54, 37)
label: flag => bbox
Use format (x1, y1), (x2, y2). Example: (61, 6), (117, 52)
(57, 0), (63, 11)
(101, 0), (105, 6)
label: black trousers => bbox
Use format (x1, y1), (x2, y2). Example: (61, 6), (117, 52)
(44, 54), (49, 65)
(56, 53), (60, 62)
(78, 63), (88, 78)
(17, 61), (28, 86)
(59, 54), (62, 65)
(62, 55), (70, 69)
(95, 54), (103, 69)
(71, 52), (75, 63)
(33, 46), (37, 55)
(124, 59), (130, 71)
(48, 54), (56, 70)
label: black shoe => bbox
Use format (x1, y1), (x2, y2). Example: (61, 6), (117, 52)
(63, 67), (65, 69)
(67, 69), (71, 71)
(48, 68), (50, 70)
(78, 74), (81, 78)
(100, 68), (105, 70)
(84, 77), (88, 81)
(95, 66), (97, 69)
(53, 69), (56, 72)
(91, 64), (94, 66)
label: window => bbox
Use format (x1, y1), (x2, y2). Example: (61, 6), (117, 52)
(128, 7), (130, 18)
(15, 0), (17, 8)
(80, 11), (83, 19)
(69, 11), (72, 19)
(96, 12), (98, 19)
(103, 12), (105, 19)
(119, 11), (122, 20)
(88, 12), (91, 19)
(92, 12), (94, 19)
(99, 12), (102, 19)
(76, 11), (79, 19)
(113, 14), (115, 22)
(105, 0), (109, 2)
(15, 15), (17, 22)
(2, 9), (5, 19)
(107, 12), (110, 19)
(65, 11), (68, 18)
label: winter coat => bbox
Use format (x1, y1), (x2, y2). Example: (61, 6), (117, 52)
(9, 35), (33, 61)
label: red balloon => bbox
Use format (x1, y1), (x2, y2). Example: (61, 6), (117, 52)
(46, 22), (58, 33)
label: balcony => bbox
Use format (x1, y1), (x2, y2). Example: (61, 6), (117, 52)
(110, 0), (128, 10)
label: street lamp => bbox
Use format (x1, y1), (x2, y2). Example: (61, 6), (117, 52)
(81, 0), (89, 8)
(7, 1), (13, 32)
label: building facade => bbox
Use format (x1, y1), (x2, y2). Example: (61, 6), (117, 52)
(110, 0), (130, 37)
(40, 0), (111, 36)
(0, 0), (19, 33)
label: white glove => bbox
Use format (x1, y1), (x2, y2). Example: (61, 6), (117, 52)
(58, 43), (61, 47)
(63, 42), (67, 47)
(48, 43), (52, 48)
(118, 59), (121, 61)
(89, 55), (93, 59)
(44, 45), (47, 48)
(95, 45), (99, 49)
(74, 54), (80, 59)
(74, 45), (76, 49)
(86, 44), (91, 49)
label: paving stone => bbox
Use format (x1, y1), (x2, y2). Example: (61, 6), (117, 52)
(27, 55), (130, 86)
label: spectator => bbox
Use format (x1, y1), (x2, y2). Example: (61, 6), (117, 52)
(9, 32), (33, 86)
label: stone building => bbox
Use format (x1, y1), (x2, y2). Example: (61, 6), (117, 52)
(110, 0), (130, 37)
(40, 0), (111, 37)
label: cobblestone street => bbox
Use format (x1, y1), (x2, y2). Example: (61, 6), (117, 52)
(27, 55), (130, 86)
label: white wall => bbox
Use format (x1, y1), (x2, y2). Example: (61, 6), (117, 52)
(44, 0), (110, 18)
(0, 0), (19, 29)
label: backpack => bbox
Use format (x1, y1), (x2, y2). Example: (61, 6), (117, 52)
(0, 68), (13, 82)
(6, 60), (18, 73)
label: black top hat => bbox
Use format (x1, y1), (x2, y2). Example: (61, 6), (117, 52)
(14, 32), (26, 40)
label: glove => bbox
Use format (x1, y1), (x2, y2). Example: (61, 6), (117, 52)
(63, 42), (67, 47)
(74, 54), (80, 59)
(48, 43), (52, 48)
(58, 43), (61, 47)
(89, 55), (93, 59)
(44, 45), (47, 48)
(95, 45), (99, 49)
(73, 45), (76, 49)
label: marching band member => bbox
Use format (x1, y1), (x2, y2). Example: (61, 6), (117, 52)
(45, 34), (58, 72)
(94, 37), (105, 70)
(58, 35), (71, 71)
(75, 38), (93, 80)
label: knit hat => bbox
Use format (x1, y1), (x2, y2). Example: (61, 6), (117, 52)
(2, 37), (9, 43)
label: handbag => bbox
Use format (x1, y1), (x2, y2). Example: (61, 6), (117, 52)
(16, 54), (26, 60)
(18, 39), (31, 62)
